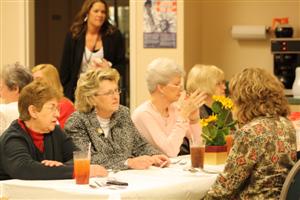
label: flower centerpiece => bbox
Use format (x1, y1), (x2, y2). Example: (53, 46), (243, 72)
(200, 95), (236, 164)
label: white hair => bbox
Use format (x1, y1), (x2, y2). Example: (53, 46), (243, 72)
(146, 58), (185, 93)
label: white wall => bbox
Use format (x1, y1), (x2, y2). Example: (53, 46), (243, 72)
(0, 0), (34, 68)
(130, 0), (184, 110)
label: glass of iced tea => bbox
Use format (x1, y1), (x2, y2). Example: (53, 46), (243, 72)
(73, 150), (90, 184)
(189, 138), (205, 168)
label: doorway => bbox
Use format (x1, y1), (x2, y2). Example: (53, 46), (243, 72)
(35, 0), (130, 106)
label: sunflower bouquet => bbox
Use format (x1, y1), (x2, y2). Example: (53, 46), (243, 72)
(200, 95), (236, 146)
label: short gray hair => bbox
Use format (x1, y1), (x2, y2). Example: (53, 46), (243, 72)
(146, 58), (185, 93)
(0, 62), (33, 92)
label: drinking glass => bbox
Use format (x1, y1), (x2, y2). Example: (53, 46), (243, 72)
(73, 150), (90, 184)
(189, 138), (205, 168)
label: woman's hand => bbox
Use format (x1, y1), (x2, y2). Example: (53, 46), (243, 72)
(91, 58), (112, 69)
(90, 164), (108, 177)
(41, 160), (63, 167)
(151, 154), (170, 168)
(179, 89), (207, 119)
(189, 108), (200, 124)
(127, 155), (155, 169)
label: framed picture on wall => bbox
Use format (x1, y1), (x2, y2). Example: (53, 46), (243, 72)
(143, 0), (177, 48)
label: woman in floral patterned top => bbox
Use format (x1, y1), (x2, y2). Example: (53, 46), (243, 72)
(203, 68), (297, 200)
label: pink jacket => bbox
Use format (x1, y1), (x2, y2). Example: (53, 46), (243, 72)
(132, 101), (201, 157)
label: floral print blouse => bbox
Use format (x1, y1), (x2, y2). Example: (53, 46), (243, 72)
(203, 116), (297, 200)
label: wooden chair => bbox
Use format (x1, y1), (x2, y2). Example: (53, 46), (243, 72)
(280, 160), (300, 200)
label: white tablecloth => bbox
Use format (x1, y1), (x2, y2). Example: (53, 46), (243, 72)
(0, 156), (223, 200)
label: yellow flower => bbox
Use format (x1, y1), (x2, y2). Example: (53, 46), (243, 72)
(212, 95), (233, 109)
(201, 96), (236, 146)
(200, 114), (217, 127)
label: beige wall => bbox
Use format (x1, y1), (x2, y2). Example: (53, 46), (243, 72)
(0, 1), (34, 68)
(184, 0), (300, 80)
(130, 0), (184, 109)
(130, 0), (300, 109)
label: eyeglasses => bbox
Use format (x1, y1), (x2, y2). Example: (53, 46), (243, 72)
(43, 104), (60, 113)
(167, 83), (183, 90)
(95, 88), (122, 97)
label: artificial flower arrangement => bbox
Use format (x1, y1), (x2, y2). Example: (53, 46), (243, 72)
(200, 95), (236, 146)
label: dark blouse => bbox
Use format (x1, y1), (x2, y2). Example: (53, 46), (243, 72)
(60, 30), (125, 101)
(0, 120), (76, 180)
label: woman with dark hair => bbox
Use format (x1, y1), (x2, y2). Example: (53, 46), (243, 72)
(60, 0), (125, 101)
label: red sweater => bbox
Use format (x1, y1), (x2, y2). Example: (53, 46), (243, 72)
(58, 97), (75, 129)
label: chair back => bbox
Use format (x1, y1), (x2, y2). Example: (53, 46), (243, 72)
(280, 160), (300, 200)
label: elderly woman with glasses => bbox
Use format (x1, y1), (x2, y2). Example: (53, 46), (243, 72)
(131, 58), (207, 157)
(32, 64), (75, 129)
(0, 80), (107, 180)
(64, 68), (169, 170)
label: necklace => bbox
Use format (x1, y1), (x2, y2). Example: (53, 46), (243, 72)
(150, 101), (169, 126)
(84, 34), (99, 66)
(96, 114), (110, 137)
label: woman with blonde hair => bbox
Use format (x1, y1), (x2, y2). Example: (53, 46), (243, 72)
(64, 68), (169, 170)
(203, 68), (296, 199)
(186, 64), (226, 118)
(180, 64), (227, 154)
(32, 64), (75, 128)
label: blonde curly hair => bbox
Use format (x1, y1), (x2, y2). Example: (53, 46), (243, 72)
(229, 68), (290, 124)
(75, 68), (120, 113)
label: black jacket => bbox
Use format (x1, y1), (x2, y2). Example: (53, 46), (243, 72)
(60, 30), (125, 101)
(0, 120), (76, 180)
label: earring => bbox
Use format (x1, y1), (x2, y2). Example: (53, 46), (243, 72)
(84, 16), (88, 22)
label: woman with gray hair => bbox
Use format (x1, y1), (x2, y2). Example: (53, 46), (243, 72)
(132, 58), (207, 157)
(0, 62), (33, 134)
(64, 68), (169, 170)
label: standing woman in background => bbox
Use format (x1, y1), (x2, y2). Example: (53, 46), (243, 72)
(60, 0), (125, 101)
(32, 64), (75, 129)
